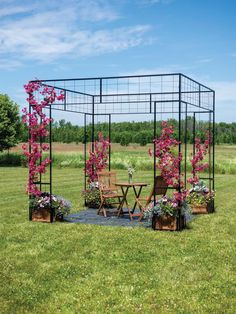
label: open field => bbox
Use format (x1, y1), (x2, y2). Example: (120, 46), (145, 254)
(5, 143), (236, 175)
(1, 167), (236, 313)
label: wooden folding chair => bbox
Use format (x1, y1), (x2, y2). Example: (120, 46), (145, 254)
(135, 176), (168, 221)
(97, 171), (123, 217)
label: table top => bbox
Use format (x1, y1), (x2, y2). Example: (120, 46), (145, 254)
(115, 182), (148, 187)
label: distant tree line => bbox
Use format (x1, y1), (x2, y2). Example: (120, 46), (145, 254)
(20, 118), (236, 146)
(1, 93), (235, 153)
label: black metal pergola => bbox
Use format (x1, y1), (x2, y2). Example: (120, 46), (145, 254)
(29, 73), (215, 223)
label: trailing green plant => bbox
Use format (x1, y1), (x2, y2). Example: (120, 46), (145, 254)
(82, 184), (101, 209)
(82, 182), (115, 209)
(29, 193), (71, 220)
(143, 196), (191, 222)
(187, 181), (215, 206)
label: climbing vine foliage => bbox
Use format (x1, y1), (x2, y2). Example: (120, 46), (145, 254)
(85, 132), (110, 183)
(22, 81), (64, 196)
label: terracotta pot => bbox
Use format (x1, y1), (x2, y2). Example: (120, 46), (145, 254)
(152, 214), (185, 231)
(32, 208), (53, 222)
(192, 200), (214, 214)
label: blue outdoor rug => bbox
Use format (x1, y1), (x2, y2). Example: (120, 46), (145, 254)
(64, 208), (151, 228)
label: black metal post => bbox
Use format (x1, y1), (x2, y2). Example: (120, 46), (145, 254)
(184, 103), (187, 187)
(91, 97), (95, 180)
(29, 103), (32, 221)
(154, 101), (157, 205)
(209, 111), (212, 191)
(109, 114), (111, 171)
(39, 115), (42, 192)
(84, 114), (87, 192)
(149, 94), (152, 113)
(49, 104), (53, 223)
(213, 91), (215, 191)
(64, 91), (66, 111)
(193, 112), (196, 172)
(100, 79), (102, 103)
(178, 74), (182, 230)
(92, 97), (95, 153)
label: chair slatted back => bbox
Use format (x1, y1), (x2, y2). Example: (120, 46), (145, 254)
(147, 176), (168, 203)
(97, 171), (117, 191)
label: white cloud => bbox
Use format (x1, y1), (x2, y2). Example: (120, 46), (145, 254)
(0, 1), (151, 63)
(197, 58), (213, 64)
(122, 66), (180, 76)
(0, 58), (22, 69)
(77, 0), (119, 22)
(138, 0), (174, 5)
(0, 5), (35, 17)
(141, 0), (160, 4)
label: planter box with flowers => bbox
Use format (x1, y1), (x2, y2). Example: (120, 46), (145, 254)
(82, 182), (101, 209)
(30, 193), (71, 222)
(82, 181), (114, 209)
(187, 181), (215, 214)
(144, 196), (191, 231)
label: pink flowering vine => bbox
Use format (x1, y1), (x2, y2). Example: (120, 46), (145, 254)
(22, 81), (64, 196)
(149, 121), (183, 189)
(188, 131), (211, 185)
(85, 132), (110, 183)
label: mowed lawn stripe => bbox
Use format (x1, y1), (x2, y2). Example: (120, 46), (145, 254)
(1, 168), (236, 313)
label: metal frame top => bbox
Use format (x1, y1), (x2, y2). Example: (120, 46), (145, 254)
(32, 73), (214, 115)
(32, 73), (214, 92)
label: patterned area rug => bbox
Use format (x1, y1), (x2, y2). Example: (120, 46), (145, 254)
(64, 208), (150, 228)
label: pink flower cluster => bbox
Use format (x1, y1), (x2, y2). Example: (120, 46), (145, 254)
(188, 131), (211, 185)
(149, 121), (183, 189)
(85, 132), (110, 183)
(22, 81), (64, 196)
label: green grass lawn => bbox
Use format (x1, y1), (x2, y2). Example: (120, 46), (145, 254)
(1, 167), (236, 313)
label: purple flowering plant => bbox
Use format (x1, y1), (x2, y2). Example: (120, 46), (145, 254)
(143, 196), (191, 221)
(30, 193), (71, 218)
(187, 181), (215, 206)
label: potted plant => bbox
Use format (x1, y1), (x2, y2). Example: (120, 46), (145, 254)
(82, 182), (114, 209)
(30, 193), (71, 222)
(53, 195), (71, 221)
(82, 182), (101, 209)
(187, 181), (215, 214)
(143, 196), (191, 231)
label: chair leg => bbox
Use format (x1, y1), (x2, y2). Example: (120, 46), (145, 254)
(97, 199), (106, 217)
(103, 207), (107, 217)
(135, 198), (145, 221)
(138, 211), (144, 222)
(97, 203), (102, 215)
(117, 197), (124, 217)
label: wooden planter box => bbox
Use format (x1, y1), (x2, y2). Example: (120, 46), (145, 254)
(32, 208), (54, 222)
(192, 201), (214, 214)
(152, 214), (185, 231)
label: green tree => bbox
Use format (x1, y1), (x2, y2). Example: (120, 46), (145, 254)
(120, 132), (132, 146)
(0, 94), (21, 151)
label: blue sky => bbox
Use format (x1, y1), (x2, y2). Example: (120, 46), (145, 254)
(0, 0), (235, 122)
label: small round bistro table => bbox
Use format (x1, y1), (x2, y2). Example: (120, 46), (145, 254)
(114, 182), (148, 221)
